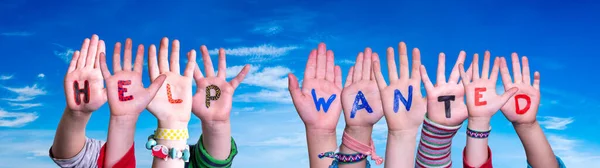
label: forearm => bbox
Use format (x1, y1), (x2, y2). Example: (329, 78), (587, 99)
(105, 115), (138, 167)
(339, 126), (373, 168)
(306, 128), (337, 168)
(201, 121), (232, 160)
(465, 117), (491, 166)
(385, 129), (417, 168)
(514, 121), (558, 168)
(51, 108), (92, 159)
(152, 121), (188, 168)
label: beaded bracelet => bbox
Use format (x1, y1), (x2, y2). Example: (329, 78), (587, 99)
(466, 126), (492, 139)
(146, 134), (191, 162)
(318, 151), (370, 168)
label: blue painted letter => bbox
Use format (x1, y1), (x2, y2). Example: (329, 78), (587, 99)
(350, 91), (373, 118)
(311, 89), (336, 113)
(393, 85), (413, 113)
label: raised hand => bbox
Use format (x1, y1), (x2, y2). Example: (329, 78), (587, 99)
(64, 34), (107, 113)
(147, 37), (195, 128)
(341, 48), (384, 127)
(289, 43), (343, 131)
(99, 39), (166, 117)
(373, 42), (426, 132)
(420, 51), (469, 126)
(499, 53), (541, 124)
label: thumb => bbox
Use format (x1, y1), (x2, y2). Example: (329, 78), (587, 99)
(288, 73), (302, 99)
(147, 75), (167, 99)
(498, 87), (519, 105)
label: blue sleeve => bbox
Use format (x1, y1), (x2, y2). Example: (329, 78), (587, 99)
(527, 155), (566, 168)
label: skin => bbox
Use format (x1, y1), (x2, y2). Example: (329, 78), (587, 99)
(192, 45), (250, 160)
(147, 37), (196, 168)
(372, 42), (427, 168)
(459, 51), (518, 166)
(99, 39), (166, 167)
(52, 34), (106, 159)
(339, 47), (384, 168)
(288, 43), (342, 168)
(499, 54), (558, 168)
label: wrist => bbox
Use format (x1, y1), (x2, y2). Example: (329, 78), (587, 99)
(109, 114), (139, 126)
(513, 121), (540, 131)
(343, 125), (373, 143)
(201, 120), (231, 134)
(388, 129), (418, 139)
(468, 117), (491, 130)
(158, 120), (189, 129)
(66, 108), (92, 119)
(305, 126), (336, 136)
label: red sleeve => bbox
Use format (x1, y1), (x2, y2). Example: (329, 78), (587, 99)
(97, 143), (136, 168)
(463, 146), (493, 168)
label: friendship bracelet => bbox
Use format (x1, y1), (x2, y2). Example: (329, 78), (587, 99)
(466, 126), (492, 139)
(154, 128), (189, 141)
(146, 134), (191, 162)
(319, 152), (371, 168)
(341, 132), (384, 165)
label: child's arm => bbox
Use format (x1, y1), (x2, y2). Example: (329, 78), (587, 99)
(498, 54), (560, 168)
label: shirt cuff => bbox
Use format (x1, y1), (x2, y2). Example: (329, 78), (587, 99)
(97, 142), (136, 168)
(463, 146), (493, 168)
(526, 155), (566, 168)
(193, 134), (238, 168)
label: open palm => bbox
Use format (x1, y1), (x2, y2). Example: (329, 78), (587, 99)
(341, 48), (384, 127)
(373, 42), (427, 131)
(289, 43), (342, 131)
(499, 54), (541, 124)
(64, 35), (107, 113)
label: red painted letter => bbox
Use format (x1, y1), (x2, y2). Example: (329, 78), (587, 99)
(474, 87), (487, 106)
(118, 80), (133, 101)
(73, 80), (90, 105)
(166, 84), (182, 104)
(515, 94), (531, 115)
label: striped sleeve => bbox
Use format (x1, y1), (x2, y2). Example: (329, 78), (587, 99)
(415, 116), (462, 168)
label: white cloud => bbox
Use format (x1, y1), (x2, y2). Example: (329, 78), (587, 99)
(337, 59), (355, 65)
(252, 21), (283, 36)
(0, 75), (13, 80)
(208, 44), (300, 62)
(8, 102), (42, 110)
(538, 116), (574, 130)
(234, 89), (292, 103)
(0, 109), (38, 127)
(37, 73), (45, 78)
(2, 84), (47, 101)
(242, 66), (291, 89)
(1, 31), (33, 36)
(547, 134), (600, 167)
(53, 43), (75, 63)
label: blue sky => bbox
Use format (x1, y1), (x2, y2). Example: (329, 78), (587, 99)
(1, 0), (599, 167)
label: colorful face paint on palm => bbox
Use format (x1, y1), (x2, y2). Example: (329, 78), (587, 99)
(515, 94), (531, 115)
(118, 80), (134, 101)
(350, 91), (373, 118)
(393, 85), (413, 112)
(311, 89), (336, 113)
(437, 95), (455, 118)
(166, 84), (182, 104)
(474, 87), (487, 106)
(73, 80), (90, 105)
(205, 85), (221, 108)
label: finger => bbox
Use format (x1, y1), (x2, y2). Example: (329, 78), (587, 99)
(85, 35), (99, 68)
(316, 43), (327, 79)
(399, 42), (410, 81)
(533, 71), (540, 90)
(288, 73), (303, 99)
(411, 48), (422, 80)
(473, 53), (480, 80)
(230, 64), (250, 90)
(201, 45), (216, 77)
(448, 51), (466, 84)
(194, 63), (204, 81)
(112, 42), (122, 72)
(420, 65), (434, 90)
(123, 38), (133, 71)
(371, 52), (379, 80)
(464, 61), (473, 82)
(147, 75), (167, 99)
(334, 65), (342, 89)
(304, 49), (317, 80)
(77, 38), (90, 69)
(481, 51), (491, 79)
(344, 66), (354, 87)
(184, 50), (197, 77)
(522, 56), (531, 85)
(170, 39), (181, 75)
(499, 87), (519, 105)
(386, 47), (398, 82)
(490, 57), (500, 83)
(67, 51), (80, 73)
(94, 40), (105, 69)
(362, 48), (372, 80)
(353, 52), (364, 82)
(217, 48), (227, 79)
(511, 52), (522, 84)
(436, 52), (446, 84)
(148, 44), (159, 80)
(373, 61), (387, 90)
(158, 37), (170, 74)
(458, 63), (469, 87)
(500, 57), (513, 87)
(99, 52), (111, 79)
(325, 50), (335, 82)
(133, 44), (145, 73)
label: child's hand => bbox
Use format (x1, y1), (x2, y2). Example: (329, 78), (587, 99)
(499, 53), (541, 125)
(63, 35), (107, 113)
(373, 42), (426, 133)
(99, 39), (166, 117)
(289, 43), (342, 132)
(146, 38), (195, 128)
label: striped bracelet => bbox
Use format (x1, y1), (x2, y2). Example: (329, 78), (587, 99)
(466, 126), (492, 139)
